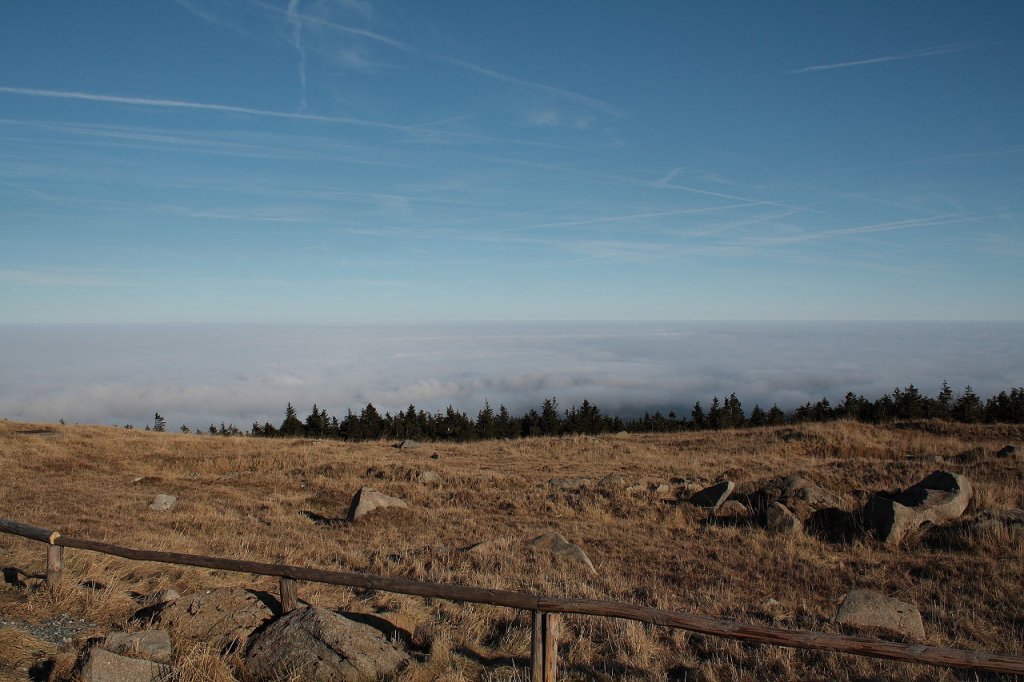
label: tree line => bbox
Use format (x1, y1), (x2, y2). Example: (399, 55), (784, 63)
(182, 381), (1024, 441)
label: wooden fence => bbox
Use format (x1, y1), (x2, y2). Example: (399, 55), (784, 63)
(2, 517), (1023, 680)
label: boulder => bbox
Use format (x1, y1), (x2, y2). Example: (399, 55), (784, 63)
(153, 587), (273, 652)
(395, 439), (420, 450)
(103, 630), (173, 663)
(805, 507), (862, 543)
(81, 647), (173, 682)
(528, 532), (597, 574)
(148, 495), (176, 512)
(863, 471), (972, 545)
(346, 487), (408, 522)
(834, 589), (925, 641)
(687, 481), (734, 511)
(765, 503), (802, 535)
(244, 606), (411, 682)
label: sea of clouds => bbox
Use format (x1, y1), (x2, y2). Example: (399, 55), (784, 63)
(1, 321), (1022, 430)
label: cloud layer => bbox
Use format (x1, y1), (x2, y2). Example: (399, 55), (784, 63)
(1, 322), (1021, 429)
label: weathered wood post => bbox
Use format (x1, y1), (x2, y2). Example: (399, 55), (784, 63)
(46, 544), (64, 585)
(543, 612), (560, 681)
(280, 576), (298, 613)
(531, 610), (544, 680)
(531, 610), (559, 681)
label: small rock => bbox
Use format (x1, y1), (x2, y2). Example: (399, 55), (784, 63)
(834, 589), (925, 641)
(346, 486), (408, 522)
(783, 476), (838, 509)
(103, 630), (173, 663)
(955, 447), (987, 463)
(528, 532), (597, 574)
(548, 477), (591, 490)
(417, 470), (441, 485)
(463, 537), (511, 554)
(146, 589), (181, 605)
(81, 647), (173, 682)
(716, 500), (749, 519)
(688, 481), (735, 511)
(395, 439), (420, 449)
(996, 445), (1018, 459)
(148, 495), (176, 512)
(766, 502), (802, 535)
(652, 483), (673, 499)
(598, 473), (626, 488)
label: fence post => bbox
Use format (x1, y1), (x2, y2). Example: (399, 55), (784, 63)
(531, 610), (559, 681)
(543, 612), (560, 681)
(280, 577), (298, 614)
(46, 545), (64, 586)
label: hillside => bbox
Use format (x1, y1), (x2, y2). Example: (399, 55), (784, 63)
(1, 418), (1022, 681)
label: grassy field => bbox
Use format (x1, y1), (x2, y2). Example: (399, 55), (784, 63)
(1, 418), (1022, 681)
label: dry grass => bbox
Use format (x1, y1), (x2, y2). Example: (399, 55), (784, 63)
(0, 418), (1022, 680)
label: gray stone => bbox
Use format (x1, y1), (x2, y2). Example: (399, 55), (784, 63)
(715, 500), (749, 519)
(346, 486), (408, 522)
(955, 447), (987, 463)
(687, 481), (735, 511)
(417, 470), (441, 485)
(81, 647), (173, 682)
(103, 630), (173, 663)
(598, 473), (626, 488)
(652, 483), (673, 499)
(863, 470), (972, 545)
(147, 495), (176, 512)
(765, 502), (802, 535)
(244, 606), (411, 682)
(154, 587), (273, 652)
(548, 477), (592, 490)
(783, 476), (837, 509)
(464, 537), (511, 554)
(146, 589), (181, 605)
(834, 589), (925, 641)
(974, 508), (1024, 539)
(395, 439), (420, 449)
(528, 532), (597, 574)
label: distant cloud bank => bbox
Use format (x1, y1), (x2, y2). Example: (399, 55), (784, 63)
(1, 322), (1021, 429)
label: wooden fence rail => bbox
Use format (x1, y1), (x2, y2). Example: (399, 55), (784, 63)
(2, 518), (1023, 679)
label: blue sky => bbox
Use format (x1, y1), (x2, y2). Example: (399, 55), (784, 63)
(2, 1), (1023, 322)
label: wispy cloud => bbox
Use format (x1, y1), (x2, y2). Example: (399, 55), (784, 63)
(171, 0), (252, 37)
(0, 85), (415, 130)
(242, 0), (624, 117)
(788, 42), (990, 74)
(0, 268), (121, 287)
(287, 0), (308, 109)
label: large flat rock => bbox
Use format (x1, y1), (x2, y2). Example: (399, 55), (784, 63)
(346, 486), (408, 522)
(835, 589), (925, 641)
(245, 606), (411, 681)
